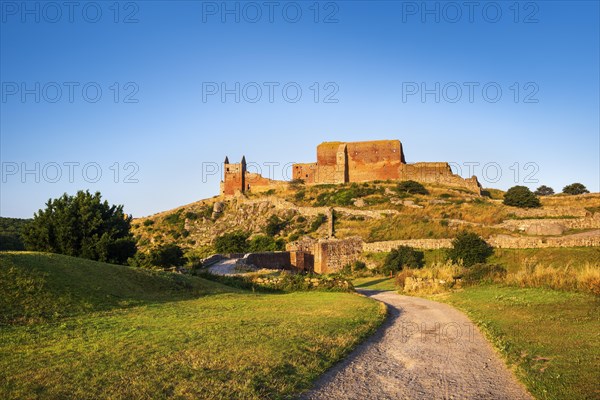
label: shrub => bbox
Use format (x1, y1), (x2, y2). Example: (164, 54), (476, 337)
(294, 190), (306, 201)
(503, 186), (541, 208)
(310, 214), (327, 232)
(265, 215), (288, 237)
(143, 219), (154, 227)
(164, 211), (182, 225)
(248, 235), (286, 252)
(288, 233), (300, 242)
(185, 211), (198, 220)
(534, 185), (555, 196)
(22, 190), (136, 265)
(446, 232), (493, 267)
(562, 183), (589, 195)
(147, 244), (185, 269)
(461, 263), (507, 284)
(396, 180), (428, 195)
(214, 232), (250, 254)
(382, 246), (424, 274)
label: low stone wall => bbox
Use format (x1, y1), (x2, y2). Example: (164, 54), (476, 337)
(364, 231), (600, 251)
(496, 215), (600, 235)
(242, 252), (292, 270)
(488, 233), (600, 249)
(364, 239), (453, 252)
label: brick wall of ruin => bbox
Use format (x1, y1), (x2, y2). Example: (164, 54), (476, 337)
(399, 163), (481, 194)
(313, 237), (364, 273)
(293, 163), (317, 183)
(222, 163), (245, 195)
(346, 140), (404, 182)
(244, 252), (292, 270)
(290, 140), (481, 194)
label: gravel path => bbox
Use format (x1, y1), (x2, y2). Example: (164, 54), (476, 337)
(207, 258), (239, 275)
(301, 290), (532, 400)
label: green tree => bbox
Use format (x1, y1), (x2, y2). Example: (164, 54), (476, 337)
(214, 232), (250, 254)
(248, 235), (285, 252)
(147, 244), (185, 268)
(396, 180), (429, 195)
(534, 185), (555, 196)
(382, 246), (424, 274)
(446, 232), (493, 267)
(22, 191), (136, 264)
(503, 186), (541, 208)
(562, 183), (589, 195)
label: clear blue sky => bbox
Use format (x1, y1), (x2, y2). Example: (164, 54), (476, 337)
(1, 0), (599, 218)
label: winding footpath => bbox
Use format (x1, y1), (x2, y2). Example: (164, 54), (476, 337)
(302, 290), (532, 400)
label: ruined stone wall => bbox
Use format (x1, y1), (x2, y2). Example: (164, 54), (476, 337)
(497, 215), (600, 235)
(364, 232), (600, 251)
(290, 140), (481, 194)
(399, 163), (481, 194)
(364, 239), (453, 252)
(346, 140), (404, 182)
(244, 252), (292, 270)
(488, 233), (600, 249)
(290, 251), (314, 272)
(313, 237), (364, 274)
(245, 172), (285, 192)
(292, 163), (317, 183)
(315, 142), (343, 184)
(222, 163), (244, 196)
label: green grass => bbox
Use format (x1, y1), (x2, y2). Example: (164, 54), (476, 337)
(352, 276), (397, 291)
(434, 286), (600, 400)
(0, 252), (386, 399)
(0, 252), (231, 325)
(489, 248), (600, 273)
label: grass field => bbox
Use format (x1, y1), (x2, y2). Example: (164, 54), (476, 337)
(433, 286), (600, 400)
(0, 252), (386, 399)
(352, 276), (397, 291)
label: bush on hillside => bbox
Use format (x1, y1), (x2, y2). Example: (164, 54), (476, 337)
(265, 215), (288, 237)
(396, 180), (429, 195)
(214, 232), (250, 254)
(446, 232), (493, 267)
(534, 185), (555, 196)
(562, 183), (589, 195)
(248, 235), (286, 252)
(381, 246), (424, 274)
(310, 214), (327, 232)
(503, 186), (541, 208)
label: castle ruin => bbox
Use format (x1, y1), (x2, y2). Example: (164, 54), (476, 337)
(221, 139), (481, 196)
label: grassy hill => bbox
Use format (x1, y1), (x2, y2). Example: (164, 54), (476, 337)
(0, 252), (385, 399)
(0, 252), (231, 325)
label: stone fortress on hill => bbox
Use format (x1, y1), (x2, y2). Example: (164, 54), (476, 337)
(221, 139), (481, 196)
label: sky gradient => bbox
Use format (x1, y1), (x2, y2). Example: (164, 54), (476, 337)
(1, 0), (599, 218)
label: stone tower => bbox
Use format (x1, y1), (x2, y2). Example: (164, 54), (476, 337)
(221, 156), (247, 196)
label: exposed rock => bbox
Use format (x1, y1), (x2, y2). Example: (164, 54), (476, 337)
(353, 198), (366, 207)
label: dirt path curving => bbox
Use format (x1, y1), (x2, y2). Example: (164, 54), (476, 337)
(301, 290), (532, 400)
